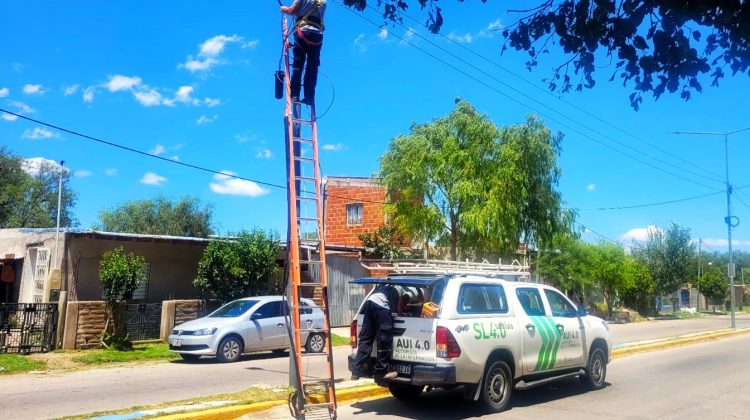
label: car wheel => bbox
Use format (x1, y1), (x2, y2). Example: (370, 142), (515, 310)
(478, 360), (512, 413)
(216, 336), (243, 363)
(179, 354), (201, 362)
(389, 384), (423, 400)
(305, 332), (325, 353)
(581, 347), (607, 390)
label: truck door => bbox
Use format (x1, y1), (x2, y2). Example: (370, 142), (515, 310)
(516, 287), (560, 375)
(542, 289), (585, 368)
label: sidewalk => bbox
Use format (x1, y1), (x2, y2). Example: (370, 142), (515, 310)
(86, 315), (750, 420)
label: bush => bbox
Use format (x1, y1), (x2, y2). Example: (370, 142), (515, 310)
(99, 247), (145, 350)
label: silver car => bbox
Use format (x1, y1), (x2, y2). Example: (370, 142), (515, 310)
(167, 296), (326, 362)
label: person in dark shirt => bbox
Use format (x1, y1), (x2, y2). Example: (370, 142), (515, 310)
(281, 0), (326, 105)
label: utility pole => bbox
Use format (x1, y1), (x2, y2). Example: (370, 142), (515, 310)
(54, 161), (65, 270)
(697, 238), (702, 312)
(673, 127), (750, 329)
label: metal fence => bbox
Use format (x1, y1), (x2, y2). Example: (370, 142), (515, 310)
(309, 254), (369, 327)
(126, 303), (162, 341)
(0, 303), (58, 354)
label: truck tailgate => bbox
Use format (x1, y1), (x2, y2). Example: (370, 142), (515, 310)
(392, 317), (438, 364)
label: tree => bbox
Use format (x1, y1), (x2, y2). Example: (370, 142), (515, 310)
(99, 246), (145, 350)
(620, 256), (654, 315)
(359, 225), (407, 259)
(349, 1), (749, 109)
(379, 101), (571, 260)
(0, 147), (77, 228)
(194, 229), (281, 303)
(591, 242), (627, 318)
(698, 269), (726, 308)
(633, 222), (694, 311)
(94, 195), (214, 237)
(536, 233), (596, 304)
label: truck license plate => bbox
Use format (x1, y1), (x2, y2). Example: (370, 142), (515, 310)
(390, 364), (411, 375)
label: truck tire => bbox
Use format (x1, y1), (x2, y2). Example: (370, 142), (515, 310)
(388, 384), (423, 400)
(581, 347), (607, 390)
(478, 360), (512, 413)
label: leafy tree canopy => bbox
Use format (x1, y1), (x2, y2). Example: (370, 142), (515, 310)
(380, 101), (572, 260)
(94, 195), (214, 238)
(699, 268), (726, 302)
(536, 233), (596, 304)
(0, 147), (77, 228)
(348, 0), (749, 109)
(633, 222), (694, 298)
(99, 246), (145, 349)
(359, 225), (407, 259)
(194, 229), (281, 303)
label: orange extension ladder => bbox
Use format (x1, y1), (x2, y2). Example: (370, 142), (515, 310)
(279, 11), (337, 420)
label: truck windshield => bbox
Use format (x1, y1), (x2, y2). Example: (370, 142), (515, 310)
(209, 300), (259, 317)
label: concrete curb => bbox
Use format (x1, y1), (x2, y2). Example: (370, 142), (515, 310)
(150, 328), (750, 419)
(152, 384), (390, 420)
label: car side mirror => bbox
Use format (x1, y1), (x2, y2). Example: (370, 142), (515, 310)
(577, 305), (587, 317)
(251, 312), (262, 320)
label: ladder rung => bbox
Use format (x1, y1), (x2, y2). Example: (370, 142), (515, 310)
(295, 137), (314, 143)
(298, 217), (319, 222)
(295, 176), (317, 182)
(300, 260), (322, 264)
(292, 118), (314, 125)
(297, 283), (322, 287)
(302, 352), (331, 357)
(294, 156), (316, 163)
(304, 402), (335, 408)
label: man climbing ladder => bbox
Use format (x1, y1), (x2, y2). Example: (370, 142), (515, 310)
(281, 0), (327, 105)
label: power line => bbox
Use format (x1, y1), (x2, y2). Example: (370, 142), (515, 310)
(378, 3), (724, 182)
(588, 190), (725, 211)
(335, 0), (725, 188)
(574, 220), (641, 250)
(333, 0), (714, 189)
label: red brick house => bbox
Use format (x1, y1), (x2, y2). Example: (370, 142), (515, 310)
(323, 176), (388, 247)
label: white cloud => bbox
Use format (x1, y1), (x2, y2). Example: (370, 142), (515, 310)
(0, 87), (8, 97)
(21, 158), (66, 176)
(23, 84), (46, 95)
(378, 29), (388, 41)
(242, 40), (260, 49)
(487, 19), (503, 32)
(83, 86), (95, 102)
(256, 149), (272, 159)
(620, 225), (662, 243)
(210, 171), (269, 197)
(149, 144), (166, 155)
(1, 113), (17, 121)
(322, 143), (347, 152)
(181, 34), (246, 73)
(353, 34), (368, 53)
(171, 155), (180, 161)
(587, 183), (596, 192)
(9, 100), (34, 114)
(175, 85), (194, 103)
(699, 238), (750, 247)
(74, 170), (93, 178)
(105, 168), (118, 176)
(140, 172), (167, 186)
(106, 75), (142, 92)
(447, 31), (473, 44)
(197, 114), (218, 125)
(204, 97), (220, 107)
(134, 89), (163, 106)
(401, 28), (416, 44)
(63, 84), (79, 96)
(21, 127), (60, 140)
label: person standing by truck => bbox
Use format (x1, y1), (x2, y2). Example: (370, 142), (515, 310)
(351, 284), (413, 380)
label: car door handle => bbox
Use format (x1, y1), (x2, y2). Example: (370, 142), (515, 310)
(556, 324), (564, 331)
(305, 319), (313, 325)
(277, 323), (284, 328)
(525, 324), (535, 331)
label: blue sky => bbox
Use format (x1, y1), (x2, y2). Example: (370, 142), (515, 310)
(2, 1), (750, 252)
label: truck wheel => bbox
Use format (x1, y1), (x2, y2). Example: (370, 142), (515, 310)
(216, 336), (243, 363)
(478, 360), (512, 413)
(389, 384), (423, 400)
(581, 347), (607, 390)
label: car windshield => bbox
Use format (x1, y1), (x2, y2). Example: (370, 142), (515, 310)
(209, 300), (258, 318)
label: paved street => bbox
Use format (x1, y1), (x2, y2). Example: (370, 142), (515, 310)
(0, 315), (747, 419)
(253, 333), (750, 419)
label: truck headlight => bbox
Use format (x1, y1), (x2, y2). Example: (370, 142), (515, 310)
(192, 328), (217, 336)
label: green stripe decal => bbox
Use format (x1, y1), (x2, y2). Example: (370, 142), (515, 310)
(531, 316), (549, 371)
(531, 316), (562, 371)
(542, 316), (562, 369)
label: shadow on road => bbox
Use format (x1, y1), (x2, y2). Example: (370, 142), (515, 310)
(349, 378), (610, 419)
(170, 351), (288, 364)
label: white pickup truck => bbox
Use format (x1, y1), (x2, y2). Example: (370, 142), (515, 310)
(348, 275), (612, 412)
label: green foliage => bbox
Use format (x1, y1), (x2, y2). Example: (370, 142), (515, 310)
(358, 225), (406, 259)
(0, 354), (46, 374)
(71, 343), (177, 364)
(94, 195), (214, 237)
(379, 101), (572, 260)
(633, 223), (695, 306)
(536, 233), (595, 304)
(0, 146), (77, 228)
(620, 257), (655, 315)
(353, 1), (749, 108)
(194, 229), (281, 303)
(591, 242), (628, 318)
(99, 247), (145, 349)
(699, 269), (727, 302)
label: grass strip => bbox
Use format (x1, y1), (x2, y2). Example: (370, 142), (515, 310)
(0, 354), (47, 374)
(72, 343), (178, 364)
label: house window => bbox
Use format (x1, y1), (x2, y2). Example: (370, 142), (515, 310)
(346, 203), (363, 226)
(29, 247), (50, 303)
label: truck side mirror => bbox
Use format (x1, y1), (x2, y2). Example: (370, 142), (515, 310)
(577, 305), (587, 317)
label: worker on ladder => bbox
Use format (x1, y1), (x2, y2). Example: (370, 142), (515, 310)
(281, 0), (326, 106)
